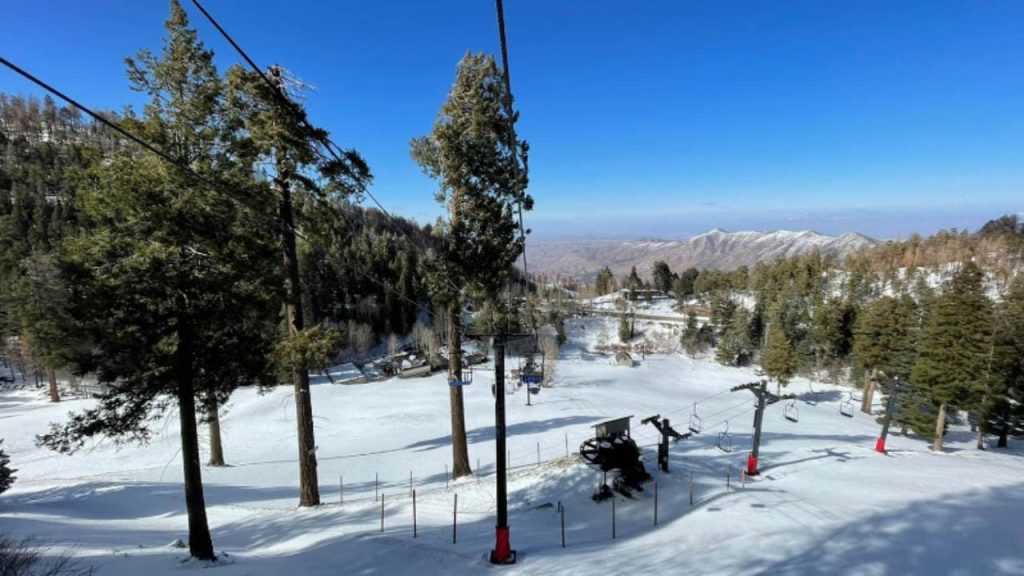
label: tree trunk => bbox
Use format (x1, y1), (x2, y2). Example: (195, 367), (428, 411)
(207, 399), (225, 467)
(448, 304), (472, 479)
(976, 425), (986, 450)
(997, 426), (1008, 448)
(176, 315), (216, 561)
(48, 368), (60, 403)
(277, 170), (320, 507)
(932, 402), (947, 453)
(860, 369), (875, 414)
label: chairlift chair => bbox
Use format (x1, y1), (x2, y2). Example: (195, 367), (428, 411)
(716, 421), (733, 453)
(688, 403), (702, 434)
(784, 399), (799, 423)
(839, 392), (855, 417)
(521, 352), (545, 387)
(448, 365), (473, 388)
(804, 381), (818, 406)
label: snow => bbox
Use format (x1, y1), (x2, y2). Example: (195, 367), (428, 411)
(2, 317), (1023, 575)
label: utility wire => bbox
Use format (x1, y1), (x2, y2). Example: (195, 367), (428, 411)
(665, 386), (736, 418)
(0, 55), (288, 238)
(187, 0), (459, 296)
(495, 0), (530, 286)
(0, 54), (436, 325)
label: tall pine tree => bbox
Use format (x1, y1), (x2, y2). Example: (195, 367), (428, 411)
(909, 262), (993, 452)
(411, 52), (531, 478)
(38, 2), (280, 559)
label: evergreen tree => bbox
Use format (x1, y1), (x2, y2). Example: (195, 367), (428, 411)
(625, 266), (642, 300)
(673, 267), (699, 304)
(0, 439), (14, 495)
(762, 316), (797, 393)
(37, 3), (280, 559)
(618, 313), (632, 344)
(810, 297), (855, 381)
(225, 54), (370, 506)
(410, 52), (531, 479)
(681, 310), (705, 357)
(851, 295), (917, 413)
(715, 307), (754, 366)
(978, 275), (1024, 447)
(594, 266), (615, 296)
(909, 262), (993, 452)
(651, 260), (673, 293)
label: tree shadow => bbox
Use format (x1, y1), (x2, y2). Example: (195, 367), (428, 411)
(750, 482), (1024, 576)
(403, 416), (605, 452)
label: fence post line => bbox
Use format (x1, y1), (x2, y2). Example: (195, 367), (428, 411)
(612, 496), (617, 539)
(561, 504), (566, 548)
(565, 433), (569, 458)
(413, 489), (417, 538)
(380, 493), (385, 533)
(727, 465), (731, 489)
(537, 442), (541, 465)
(742, 469), (747, 488)
(654, 481), (659, 526)
(375, 472), (379, 502)
(453, 493), (458, 544)
(689, 472), (694, 506)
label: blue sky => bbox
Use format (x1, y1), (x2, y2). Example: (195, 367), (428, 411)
(3, 1), (1022, 239)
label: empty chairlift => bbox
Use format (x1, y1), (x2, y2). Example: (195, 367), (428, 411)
(784, 399), (799, 423)
(716, 421), (733, 453)
(688, 403), (702, 434)
(840, 392), (855, 418)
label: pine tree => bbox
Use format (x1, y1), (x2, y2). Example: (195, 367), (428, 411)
(410, 52), (531, 479)
(851, 295), (917, 413)
(0, 439), (14, 495)
(651, 261), (673, 294)
(980, 275), (1024, 447)
(618, 314), (632, 344)
(762, 316), (797, 393)
(37, 2), (280, 559)
(595, 266), (615, 296)
(681, 311), (704, 357)
(225, 54), (370, 506)
(909, 262), (993, 452)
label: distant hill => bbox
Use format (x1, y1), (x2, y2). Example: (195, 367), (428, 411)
(528, 229), (878, 280)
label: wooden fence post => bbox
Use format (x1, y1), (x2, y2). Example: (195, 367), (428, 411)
(452, 493), (458, 544)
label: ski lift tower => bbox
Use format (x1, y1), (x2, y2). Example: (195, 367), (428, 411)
(731, 380), (795, 476)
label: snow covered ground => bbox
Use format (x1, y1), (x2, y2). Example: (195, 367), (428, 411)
(2, 317), (1023, 575)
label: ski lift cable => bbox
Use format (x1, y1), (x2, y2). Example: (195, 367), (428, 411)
(704, 405), (757, 433)
(0, 56), (436, 328)
(697, 399), (755, 424)
(187, 0), (463, 298)
(665, 387), (736, 418)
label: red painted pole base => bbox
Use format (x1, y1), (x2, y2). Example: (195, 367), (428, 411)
(746, 454), (759, 476)
(490, 526), (516, 565)
(875, 437), (886, 453)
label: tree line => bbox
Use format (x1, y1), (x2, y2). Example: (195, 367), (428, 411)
(591, 220), (1024, 452)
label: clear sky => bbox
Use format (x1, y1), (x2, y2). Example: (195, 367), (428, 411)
(2, 1), (1022, 240)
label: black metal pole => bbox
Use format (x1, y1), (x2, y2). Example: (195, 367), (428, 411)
(490, 327), (515, 564)
(877, 377), (899, 453)
(747, 381), (767, 475)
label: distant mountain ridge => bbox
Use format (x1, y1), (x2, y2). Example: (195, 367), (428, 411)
(528, 229), (878, 280)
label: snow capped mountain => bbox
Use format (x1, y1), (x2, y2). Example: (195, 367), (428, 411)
(528, 229), (878, 280)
